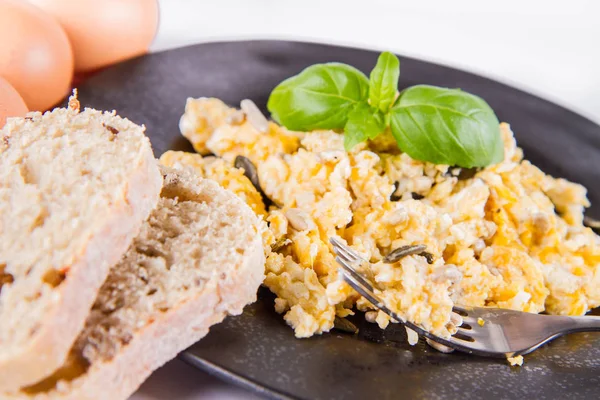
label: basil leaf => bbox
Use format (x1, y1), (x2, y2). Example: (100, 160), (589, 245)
(267, 63), (369, 131)
(344, 102), (386, 150)
(369, 52), (400, 112)
(389, 85), (504, 168)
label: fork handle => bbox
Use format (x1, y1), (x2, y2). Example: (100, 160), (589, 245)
(566, 315), (600, 332)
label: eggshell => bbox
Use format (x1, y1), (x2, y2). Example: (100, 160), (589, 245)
(29, 0), (159, 72)
(0, 77), (28, 128)
(0, 0), (73, 111)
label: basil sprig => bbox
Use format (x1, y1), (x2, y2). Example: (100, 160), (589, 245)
(267, 52), (504, 167)
(267, 63), (369, 131)
(344, 102), (386, 150)
(369, 51), (400, 112)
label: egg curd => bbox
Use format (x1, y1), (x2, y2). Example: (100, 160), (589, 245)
(160, 97), (600, 342)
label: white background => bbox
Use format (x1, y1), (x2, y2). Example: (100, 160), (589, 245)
(133, 1), (600, 399)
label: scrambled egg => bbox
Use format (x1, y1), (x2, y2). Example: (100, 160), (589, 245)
(168, 97), (600, 342)
(507, 355), (524, 366)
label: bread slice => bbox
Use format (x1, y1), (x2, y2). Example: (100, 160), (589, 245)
(0, 95), (163, 391)
(7, 167), (265, 400)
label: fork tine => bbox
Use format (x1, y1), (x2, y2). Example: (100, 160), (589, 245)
(452, 305), (469, 315)
(444, 335), (483, 349)
(332, 238), (534, 358)
(460, 316), (478, 325)
(329, 239), (378, 292)
(330, 238), (379, 291)
(456, 326), (482, 337)
(337, 260), (403, 323)
(452, 306), (480, 325)
(340, 269), (382, 308)
(335, 256), (377, 293)
(334, 248), (360, 266)
(335, 256), (485, 353)
(329, 237), (369, 263)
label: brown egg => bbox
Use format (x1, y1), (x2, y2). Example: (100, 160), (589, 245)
(29, 0), (159, 72)
(0, 0), (73, 111)
(0, 77), (28, 128)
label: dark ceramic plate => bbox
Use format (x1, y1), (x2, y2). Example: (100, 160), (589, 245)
(73, 40), (600, 400)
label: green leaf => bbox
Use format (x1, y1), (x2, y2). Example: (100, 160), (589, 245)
(369, 52), (400, 112)
(389, 85), (504, 168)
(267, 63), (369, 131)
(344, 102), (386, 150)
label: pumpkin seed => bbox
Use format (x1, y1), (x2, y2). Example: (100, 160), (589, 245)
(390, 181), (401, 201)
(234, 155), (276, 208)
(419, 251), (434, 264)
(442, 166), (479, 180)
(383, 244), (427, 264)
(271, 237), (291, 252)
(334, 317), (358, 334)
(457, 167), (480, 180)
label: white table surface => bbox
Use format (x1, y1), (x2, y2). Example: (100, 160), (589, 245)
(132, 1), (600, 399)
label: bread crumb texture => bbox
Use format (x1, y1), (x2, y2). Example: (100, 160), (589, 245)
(80, 167), (261, 364)
(0, 106), (154, 355)
(18, 167), (264, 397)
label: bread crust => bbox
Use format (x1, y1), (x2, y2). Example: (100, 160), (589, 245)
(0, 150), (162, 391)
(9, 230), (264, 400)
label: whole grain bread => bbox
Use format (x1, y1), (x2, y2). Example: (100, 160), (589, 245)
(8, 166), (265, 400)
(0, 95), (163, 391)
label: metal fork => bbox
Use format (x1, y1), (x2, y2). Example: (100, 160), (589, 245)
(329, 237), (600, 358)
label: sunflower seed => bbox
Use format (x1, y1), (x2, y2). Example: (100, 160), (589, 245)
(450, 312), (463, 327)
(406, 327), (419, 345)
(473, 239), (486, 257)
(284, 208), (316, 231)
(584, 216), (600, 230)
(365, 311), (378, 323)
(334, 317), (358, 334)
(240, 99), (269, 133)
(383, 244), (427, 264)
(426, 338), (455, 353)
(431, 264), (462, 283)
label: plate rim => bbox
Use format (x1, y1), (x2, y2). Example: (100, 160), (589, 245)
(179, 352), (294, 400)
(140, 38), (600, 130)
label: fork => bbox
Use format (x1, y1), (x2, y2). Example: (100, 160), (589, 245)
(329, 237), (600, 358)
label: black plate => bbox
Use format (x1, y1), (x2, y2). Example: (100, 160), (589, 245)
(73, 40), (600, 400)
